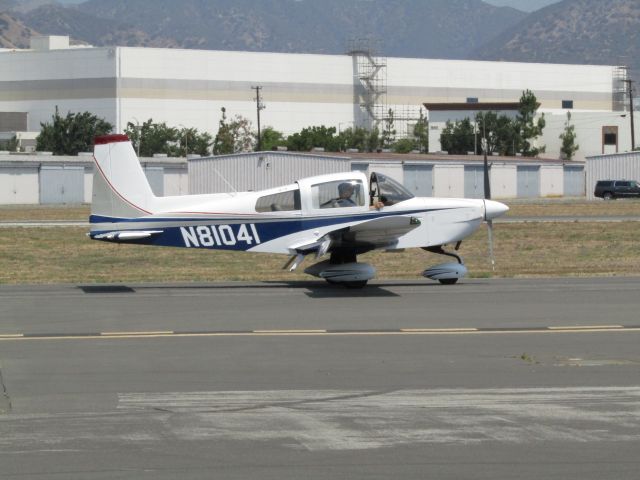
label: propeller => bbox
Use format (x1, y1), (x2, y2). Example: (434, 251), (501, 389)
(482, 158), (509, 271)
(483, 143), (495, 271)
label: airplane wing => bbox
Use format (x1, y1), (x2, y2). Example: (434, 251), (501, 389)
(284, 215), (420, 270)
(341, 215), (421, 247)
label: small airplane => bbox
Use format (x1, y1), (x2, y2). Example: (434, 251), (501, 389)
(89, 134), (509, 287)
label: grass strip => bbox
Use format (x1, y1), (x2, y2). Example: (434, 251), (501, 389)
(1, 222), (638, 284)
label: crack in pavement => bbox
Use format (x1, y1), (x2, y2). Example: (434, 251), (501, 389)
(140, 389), (395, 414)
(0, 363), (12, 413)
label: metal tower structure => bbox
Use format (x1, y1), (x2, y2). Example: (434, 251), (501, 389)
(613, 65), (629, 112)
(348, 38), (387, 130)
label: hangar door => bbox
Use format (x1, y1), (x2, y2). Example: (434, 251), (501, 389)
(144, 166), (164, 196)
(40, 165), (84, 204)
(563, 166), (584, 197)
(464, 165), (485, 198)
(517, 166), (540, 198)
(403, 165), (433, 197)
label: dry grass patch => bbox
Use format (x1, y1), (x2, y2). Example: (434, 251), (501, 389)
(1, 222), (639, 284)
(0, 205), (90, 221)
(505, 199), (640, 217)
(1, 200), (639, 222)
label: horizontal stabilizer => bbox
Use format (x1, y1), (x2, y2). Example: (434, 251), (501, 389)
(92, 230), (163, 242)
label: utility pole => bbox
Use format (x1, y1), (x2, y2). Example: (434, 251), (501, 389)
(623, 78), (635, 151)
(251, 86), (265, 151)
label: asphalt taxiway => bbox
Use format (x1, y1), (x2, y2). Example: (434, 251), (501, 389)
(1, 277), (640, 479)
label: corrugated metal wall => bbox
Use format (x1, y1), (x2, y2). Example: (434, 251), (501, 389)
(189, 152), (351, 194)
(0, 155), (186, 204)
(586, 152), (640, 199)
(351, 162), (369, 175)
(463, 165), (485, 199)
(403, 165), (433, 197)
(143, 166), (165, 196)
(517, 166), (540, 198)
(563, 166), (585, 197)
(39, 165), (85, 204)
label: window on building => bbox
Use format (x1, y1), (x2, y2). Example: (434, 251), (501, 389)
(466, 97), (479, 104)
(603, 133), (617, 145)
(255, 189), (301, 212)
(562, 100), (574, 109)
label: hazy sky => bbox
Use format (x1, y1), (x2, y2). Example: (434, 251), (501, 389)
(53, 0), (563, 11)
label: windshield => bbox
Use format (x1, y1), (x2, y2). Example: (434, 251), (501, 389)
(370, 172), (414, 206)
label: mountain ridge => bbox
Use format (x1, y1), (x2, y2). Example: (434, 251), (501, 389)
(473, 0), (640, 73)
(0, 0), (637, 74)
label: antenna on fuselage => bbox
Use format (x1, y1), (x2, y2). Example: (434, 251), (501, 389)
(211, 166), (238, 196)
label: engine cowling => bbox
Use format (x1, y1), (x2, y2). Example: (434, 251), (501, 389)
(423, 262), (468, 282)
(304, 260), (376, 283)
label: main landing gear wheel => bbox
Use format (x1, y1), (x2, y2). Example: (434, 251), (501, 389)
(438, 278), (458, 285)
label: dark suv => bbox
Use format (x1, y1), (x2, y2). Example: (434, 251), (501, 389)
(594, 180), (640, 200)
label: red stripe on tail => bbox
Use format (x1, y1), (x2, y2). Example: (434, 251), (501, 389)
(94, 134), (130, 145)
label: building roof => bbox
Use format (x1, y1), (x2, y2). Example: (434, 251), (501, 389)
(424, 102), (521, 111)
(209, 150), (584, 165)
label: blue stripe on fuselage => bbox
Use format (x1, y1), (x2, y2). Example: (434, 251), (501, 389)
(89, 208), (451, 251)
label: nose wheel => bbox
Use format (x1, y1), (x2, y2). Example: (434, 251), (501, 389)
(422, 243), (467, 284)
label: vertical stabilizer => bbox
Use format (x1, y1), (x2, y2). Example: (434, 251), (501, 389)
(92, 134), (156, 218)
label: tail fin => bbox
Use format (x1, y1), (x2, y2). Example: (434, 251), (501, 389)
(91, 134), (156, 219)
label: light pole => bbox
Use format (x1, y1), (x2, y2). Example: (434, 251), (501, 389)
(623, 79), (636, 151)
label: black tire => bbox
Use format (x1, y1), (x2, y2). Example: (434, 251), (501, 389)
(438, 278), (459, 285)
(603, 192), (613, 200)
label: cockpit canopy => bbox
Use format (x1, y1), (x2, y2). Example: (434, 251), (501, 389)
(370, 172), (414, 206)
(253, 171), (414, 214)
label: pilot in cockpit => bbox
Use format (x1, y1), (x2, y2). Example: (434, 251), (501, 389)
(336, 182), (356, 207)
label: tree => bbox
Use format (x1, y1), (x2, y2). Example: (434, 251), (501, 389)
(338, 126), (370, 152)
(125, 121), (212, 157)
(440, 118), (475, 154)
(475, 111), (520, 156)
(413, 108), (429, 153)
(515, 89), (546, 156)
(125, 120), (180, 157)
(37, 107), (113, 155)
(286, 125), (340, 152)
(367, 127), (380, 153)
(181, 127), (213, 156)
(258, 126), (286, 151)
(213, 108), (254, 155)
(381, 109), (396, 149)
(392, 138), (419, 154)
(559, 111), (579, 160)
(213, 108), (234, 155)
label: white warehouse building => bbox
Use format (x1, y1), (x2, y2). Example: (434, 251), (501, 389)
(0, 35), (636, 162)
